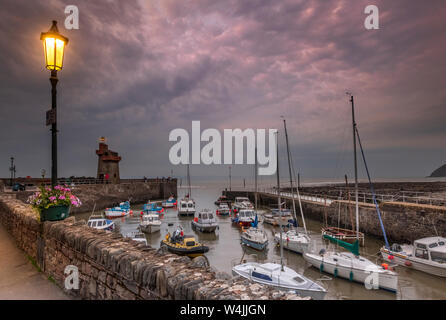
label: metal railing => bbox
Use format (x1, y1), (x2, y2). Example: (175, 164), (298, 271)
(228, 185), (446, 207)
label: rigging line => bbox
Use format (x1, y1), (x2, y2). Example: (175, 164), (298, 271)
(289, 149), (308, 234)
(355, 126), (390, 249)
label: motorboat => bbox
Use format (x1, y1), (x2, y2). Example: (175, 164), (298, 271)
(232, 262), (327, 300)
(139, 213), (162, 234)
(160, 227), (209, 258)
(191, 209), (218, 233)
(274, 229), (310, 254)
(214, 195), (232, 206)
(263, 208), (293, 226)
(322, 226), (365, 247)
(125, 231), (148, 246)
(232, 209), (256, 228)
(381, 237), (446, 277)
(232, 197), (254, 213)
(304, 246), (398, 292)
(241, 227), (268, 251)
(87, 215), (115, 231)
(104, 201), (132, 218)
(216, 202), (231, 216)
(178, 197), (196, 216)
(141, 201), (164, 215)
(162, 196), (177, 208)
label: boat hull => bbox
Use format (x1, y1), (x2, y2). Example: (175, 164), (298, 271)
(304, 253), (398, 292)
(104, 210), (130, 218)
(178, 210), (195, 217)
(322, 227), (365, 246)
(232, 265), (326, 300)
(381, 248), (446, 278)
(160, 240), (209, 258)
(275, 239), (309, 254)
(241, 237), (268, 251)
(140, 224), (161, 234)
(191, 221), (217, 233)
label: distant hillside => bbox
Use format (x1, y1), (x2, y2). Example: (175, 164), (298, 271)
(430, 164), (446, 177)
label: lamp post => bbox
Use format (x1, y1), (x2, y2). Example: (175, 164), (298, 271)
(9, 157), (15, 186)
(40, 20), (68, 187)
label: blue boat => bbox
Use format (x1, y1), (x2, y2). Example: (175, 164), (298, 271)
(104, 201), (132, 218)
(162, 196), (177, 208)
(141, 201), (164, 215)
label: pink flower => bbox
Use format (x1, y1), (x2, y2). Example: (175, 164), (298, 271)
(59, 195), (66, 200)
(49, 196), (56, 201)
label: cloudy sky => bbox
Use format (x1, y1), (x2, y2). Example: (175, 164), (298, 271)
(1, 0), (446, 183)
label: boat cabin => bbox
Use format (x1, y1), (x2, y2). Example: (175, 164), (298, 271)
(413, 237), (446, 263)
(195, 210), (216, 224)
(238, 209), (255, 221)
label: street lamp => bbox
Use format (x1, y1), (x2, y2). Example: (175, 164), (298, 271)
(40, 20), (69, 187)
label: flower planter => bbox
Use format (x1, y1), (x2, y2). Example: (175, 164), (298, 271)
(40, 205), (70, 222)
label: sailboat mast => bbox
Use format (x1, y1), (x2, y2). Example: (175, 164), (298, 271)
(187, 164), (192, 198)
(254, 147), (258, 211)
(275, 132), (284, 271)
(350, 94), (359, 239)
(229, 166), (232, 191)
(283, 118), (297, 228)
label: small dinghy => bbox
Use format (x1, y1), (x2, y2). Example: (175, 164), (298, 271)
(232, 262), (327, 300)
(162, 196), (177, 208)
(381, 237), (446, 277)
(216, 203), (231, 216)
(141, 201), (164, 215)
(104, 201), (132, 218)
(191, 209), (218, 233)
(87, 215), (115, 231)
(140, 213), (162, 234)
(160, 227), (209, 258)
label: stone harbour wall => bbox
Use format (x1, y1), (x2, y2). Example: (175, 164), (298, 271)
(13, 180), (178, 214)
(0, 197), (305, 300)
(225, 191), (446, 243)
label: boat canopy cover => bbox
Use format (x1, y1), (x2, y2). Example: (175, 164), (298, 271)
(323, 234), (360, 256)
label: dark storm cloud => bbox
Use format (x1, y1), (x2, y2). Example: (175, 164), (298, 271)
(1, 0), (445, 180)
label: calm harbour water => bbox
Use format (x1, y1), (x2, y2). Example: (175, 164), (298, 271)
(76, 182), (446, 300)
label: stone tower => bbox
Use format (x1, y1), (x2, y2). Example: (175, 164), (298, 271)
(96, 137), (121, 184)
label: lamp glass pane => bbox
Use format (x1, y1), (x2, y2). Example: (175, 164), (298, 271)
(55, 39), (65, 70)
(44, 37), (56, 70)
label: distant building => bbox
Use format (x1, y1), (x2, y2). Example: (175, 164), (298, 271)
(96, 137), (121, 184)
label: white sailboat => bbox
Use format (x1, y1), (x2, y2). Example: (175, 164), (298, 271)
(274, 118), (310, 254)
(178, 164), (196, 216)
(303, 94), (398, 292)
(233, 132), (327, 300)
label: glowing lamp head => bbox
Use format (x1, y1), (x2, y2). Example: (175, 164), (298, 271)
(40, 20), (69, 71)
